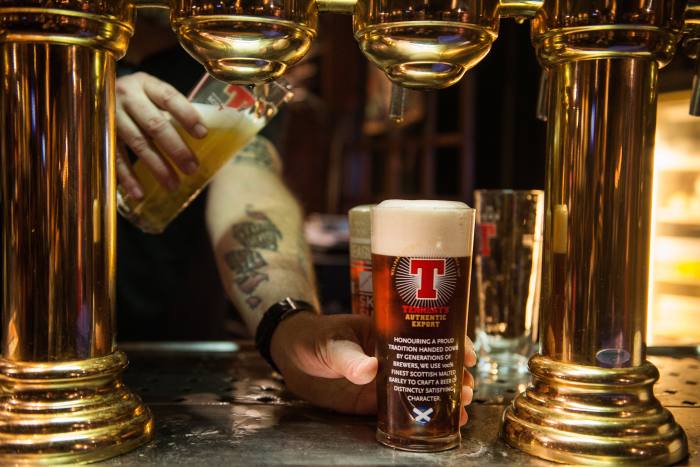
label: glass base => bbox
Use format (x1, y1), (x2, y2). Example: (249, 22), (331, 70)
(376, 429), (460, 452)
(477, 353), (529, 376)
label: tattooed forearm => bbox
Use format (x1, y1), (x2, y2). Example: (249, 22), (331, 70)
(296, 234), (312, 283)
(232, 209), (282, 250)
(233, 137), (277, 172)
(207, 134), (319, 331)
(225, 206), (283, 309)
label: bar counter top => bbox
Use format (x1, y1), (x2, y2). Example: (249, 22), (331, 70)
(102, 342), (700, 465)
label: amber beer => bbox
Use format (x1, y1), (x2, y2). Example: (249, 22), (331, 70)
(372, 200), (475, 452)
(117, 103), (266, 233)
(117, 76), (291, 234)
(349, 205), (374, 316)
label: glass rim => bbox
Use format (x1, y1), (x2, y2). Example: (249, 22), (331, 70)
(372, 199), (475, 212)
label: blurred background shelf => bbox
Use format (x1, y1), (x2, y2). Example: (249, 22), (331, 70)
(649, 90), (700, 347)
(655, 281), (700, 298)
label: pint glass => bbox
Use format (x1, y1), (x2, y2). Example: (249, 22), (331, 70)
(473, 190), (544, 375)
(372, 200), (475, 452)
(349, 205), (374, 316)
(117, 74), (292, 234)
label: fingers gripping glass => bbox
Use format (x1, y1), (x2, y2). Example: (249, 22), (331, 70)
(371, 200), (475, 452)
(117, 74), (292, 234)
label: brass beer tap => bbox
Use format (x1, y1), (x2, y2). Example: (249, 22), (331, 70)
(0, 1), (152, 463)
(0, 0), (698, 463)
(502, 2), (691, 464)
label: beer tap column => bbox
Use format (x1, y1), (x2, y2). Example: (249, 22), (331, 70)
(0, 1), (152, 462)
(502, 1), (689, 464)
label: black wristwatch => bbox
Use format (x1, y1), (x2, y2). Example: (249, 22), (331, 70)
(255, 298), (316, 372)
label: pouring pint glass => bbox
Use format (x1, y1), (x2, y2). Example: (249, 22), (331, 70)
(117, 74), (292, 234)
(372, 200), (475, 451)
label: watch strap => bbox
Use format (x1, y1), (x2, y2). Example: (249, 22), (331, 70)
(255, 298), (315, 372)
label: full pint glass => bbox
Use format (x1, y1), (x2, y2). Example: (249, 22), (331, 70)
(372, 200), (475, 452)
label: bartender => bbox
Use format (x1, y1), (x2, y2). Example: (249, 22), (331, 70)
(115, 10), (476, 419)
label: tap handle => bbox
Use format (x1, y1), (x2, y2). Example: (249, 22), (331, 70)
(691, 42), (700, 116)
(536, 69), (549, 122)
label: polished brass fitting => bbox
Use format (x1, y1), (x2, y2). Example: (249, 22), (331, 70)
(503, 355), (688, 464)
(501, 2), (691, 464)
(170, 0), (318, 84)
(0, 1), (152, 462)
(1, 0), (699, 464)
(497, 0), (542, 18)
(0, 1), (135, 56)
(317, 0), (356, 14)
(353, 1), (500, 89)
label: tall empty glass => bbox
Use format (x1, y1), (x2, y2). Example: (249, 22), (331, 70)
(474, 190), (544, 375)
(117, 74), (292, 234)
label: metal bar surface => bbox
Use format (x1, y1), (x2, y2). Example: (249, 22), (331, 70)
(99, 342), (700, 465)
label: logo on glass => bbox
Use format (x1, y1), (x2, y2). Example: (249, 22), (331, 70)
(394, 257), (458, 308)
(412, 406), (434, 425)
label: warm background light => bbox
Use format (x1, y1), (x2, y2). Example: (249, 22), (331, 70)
(648, 90), (700, 346)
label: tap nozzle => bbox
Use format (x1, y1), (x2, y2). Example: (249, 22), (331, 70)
(536, 69), (549, 122)
(389, 84), (406, 124)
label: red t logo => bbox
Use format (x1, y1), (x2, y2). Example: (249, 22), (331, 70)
(479, 223), (497, 257)
(225, 85), (256, 110)
(410, 259), (445, 300)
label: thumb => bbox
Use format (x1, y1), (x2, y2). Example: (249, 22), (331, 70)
(324, 339), (378, 385)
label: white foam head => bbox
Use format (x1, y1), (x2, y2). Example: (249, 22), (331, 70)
(371, 200), (475, 257)
(191, 102), (265, 130)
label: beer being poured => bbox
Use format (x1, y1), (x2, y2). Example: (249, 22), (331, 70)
(117, 76), (291, 234)
(372, 200), (475, 452)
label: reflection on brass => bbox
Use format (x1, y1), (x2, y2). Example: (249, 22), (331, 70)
(0, 353), (153, 463)
(2, 0), (700, 464)
(502, 355), (688, 465)
(501, 2), (692, 463)
(353, 1), (500, 89)
(317, 0), (357, 14)
(0, 1), (134, 54)
(683, 0), (700, 38)
(171, 0), (317, 83)
(0, 3), (151, 463)
(496, 0), (542, 18)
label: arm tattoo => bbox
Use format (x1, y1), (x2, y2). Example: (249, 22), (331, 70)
(225, 206), (283, 309)
(233, 138), (276, 171)
(232, 209), (282, 251)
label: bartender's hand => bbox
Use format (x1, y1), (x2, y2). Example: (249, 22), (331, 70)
(270, 312), (477, 424)
(115, 72), (208, 200)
